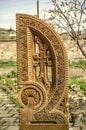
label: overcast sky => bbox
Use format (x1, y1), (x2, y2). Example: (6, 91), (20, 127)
(0, 0), (53, 30)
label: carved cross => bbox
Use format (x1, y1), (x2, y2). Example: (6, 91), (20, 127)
(33, 44), (52, 75)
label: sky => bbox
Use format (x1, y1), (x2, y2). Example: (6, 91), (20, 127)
(0, 0), (53, 30)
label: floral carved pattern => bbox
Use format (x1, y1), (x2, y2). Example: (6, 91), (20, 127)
(16, 14), (69, 128)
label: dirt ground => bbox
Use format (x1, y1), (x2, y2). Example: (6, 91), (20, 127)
(0, 67), (86, 79)
(0, 66), (17, 75)
(69, 68), (86, 77)
(69, 68), (86, 80)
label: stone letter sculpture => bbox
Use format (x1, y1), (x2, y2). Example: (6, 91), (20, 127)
(16, 14), (69, 130)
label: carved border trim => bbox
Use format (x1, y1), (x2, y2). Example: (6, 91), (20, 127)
(16, 14), (68, 108)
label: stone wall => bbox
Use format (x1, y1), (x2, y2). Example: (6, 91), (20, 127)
(0, 41), (17, 61)
(0, 40), (85, 61)
(64, 39), (86, 62)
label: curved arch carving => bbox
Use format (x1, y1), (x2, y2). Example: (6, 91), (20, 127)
(16, 14), (68, 125)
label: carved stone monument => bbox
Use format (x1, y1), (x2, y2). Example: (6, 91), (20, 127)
(16, 14), (69, 130)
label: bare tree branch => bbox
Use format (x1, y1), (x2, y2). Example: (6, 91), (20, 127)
(41, 0), (86, 57)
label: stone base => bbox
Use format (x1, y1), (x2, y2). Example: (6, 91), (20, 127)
(69, 128), (73, 130)
(20, 124), (69, 130)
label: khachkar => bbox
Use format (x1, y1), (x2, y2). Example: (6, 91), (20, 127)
(16, 14), (69, 130)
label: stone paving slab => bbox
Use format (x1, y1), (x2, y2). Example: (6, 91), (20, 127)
(6, 126), (19, 130)
(0, 89), (19, 130)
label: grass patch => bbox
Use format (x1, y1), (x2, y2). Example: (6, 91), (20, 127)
(78, 80), (86, 91)
(0, 61), (17, 68)
(69, 60), (86, 68)
(0, 60), (86, 68)
(9, 96), (20, 108)
(0, 75), (17, 92)
(0, 60), (86, 92)
(7, 70), (17, 78)
(69, 76), (86, 92)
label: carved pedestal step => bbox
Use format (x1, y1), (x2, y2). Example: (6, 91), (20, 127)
(69, 128), (73, 130)
(20, 124), (68, 130)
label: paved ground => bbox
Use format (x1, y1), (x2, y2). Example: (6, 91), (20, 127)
(0, 88), (19, 130)
(0, 88), (86, 130)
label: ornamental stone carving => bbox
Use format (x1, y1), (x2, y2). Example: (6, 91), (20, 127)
(16, 14), (69, 130)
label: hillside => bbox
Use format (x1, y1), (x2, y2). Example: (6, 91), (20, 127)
(0, 27), (15, 32)
(0, 27), (86, 40)
(0, 27), (7, 31)
(60, 32), (86, 40)
(0, 27), (16, 40)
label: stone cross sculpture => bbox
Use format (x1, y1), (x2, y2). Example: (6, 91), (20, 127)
(16, 14), (69, 130)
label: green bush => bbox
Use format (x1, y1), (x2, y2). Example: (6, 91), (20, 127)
(7, 70), (17, 78)
(69, 76), (86, 92)
(78, 80), (86, 91)
(0, 72), (17, 92)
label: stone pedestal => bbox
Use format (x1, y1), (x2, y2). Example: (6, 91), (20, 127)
(69, 128), (73, 130)
(20, 124), (68, 130)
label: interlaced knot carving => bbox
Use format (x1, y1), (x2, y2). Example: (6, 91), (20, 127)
(16, 14), (69, 129)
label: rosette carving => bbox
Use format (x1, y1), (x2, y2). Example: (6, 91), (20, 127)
(18, 82), (47, 112)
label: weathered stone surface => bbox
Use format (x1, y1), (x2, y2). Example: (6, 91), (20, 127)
(6, 126), (19, 130)
(16, 14), (69, 130)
